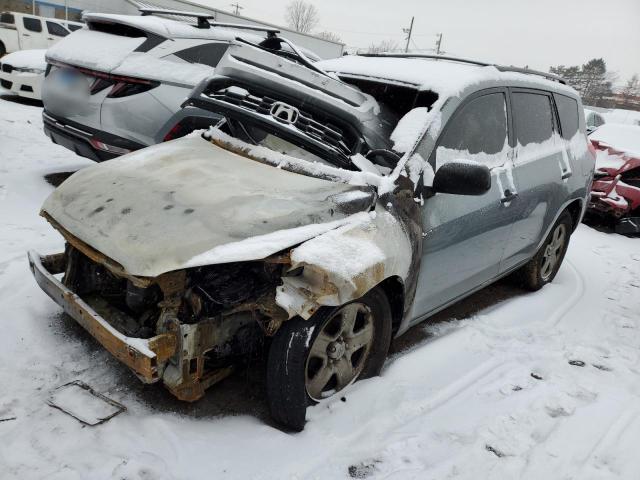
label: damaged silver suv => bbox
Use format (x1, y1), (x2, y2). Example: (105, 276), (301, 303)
(29, 46), (594, 430)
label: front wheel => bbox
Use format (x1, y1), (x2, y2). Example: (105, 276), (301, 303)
(266, 288), (392, 431)
(511, 210), (573, 291)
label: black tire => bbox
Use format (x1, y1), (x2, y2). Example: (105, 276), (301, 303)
(0, 42), (5, 58)
(266, 287), (392, 431)
(511, 210), (573, 291)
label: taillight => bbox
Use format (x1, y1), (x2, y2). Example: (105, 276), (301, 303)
(107, 80), (157, 98)
(49, 61), (159, 98)
(163, 121), (186, 141)
(89, 138), (131, 155)
(588, 139), (597, 157)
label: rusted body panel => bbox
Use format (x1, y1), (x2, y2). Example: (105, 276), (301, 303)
(28, 250), (174, 382)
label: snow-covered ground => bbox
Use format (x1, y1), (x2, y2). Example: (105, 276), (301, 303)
(1, 90), (639, 479)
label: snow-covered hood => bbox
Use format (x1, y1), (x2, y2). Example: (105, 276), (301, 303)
(1, 49), (46, 70)
(42, 136), (376, 277)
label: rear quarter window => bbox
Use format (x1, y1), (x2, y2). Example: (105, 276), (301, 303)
(174, 43), (229, 68)
(67, 24), (83, 32)
(554, 94), (579, 139)
(512, 92), (554, 146)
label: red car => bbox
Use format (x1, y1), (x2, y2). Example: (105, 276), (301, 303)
(588, 123), (640, 234)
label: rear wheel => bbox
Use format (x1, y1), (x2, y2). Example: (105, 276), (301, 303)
(511, 210), (572, 291)
(266, 288), (392, 431)
(0, 42), (5, 57)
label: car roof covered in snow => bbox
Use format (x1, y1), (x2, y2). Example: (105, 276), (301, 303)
(318, 55), (577, 99)
(83, 12), (263, 42)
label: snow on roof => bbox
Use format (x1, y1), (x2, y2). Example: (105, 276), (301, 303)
(83, 12), (262, 41)
(1, 49), (46, 70)
(590, 123), (640, 157)
(318, 55), (574, 98)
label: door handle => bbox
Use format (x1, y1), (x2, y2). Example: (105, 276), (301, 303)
(501, 189), (518, 203)
(23, 33), (30, 37)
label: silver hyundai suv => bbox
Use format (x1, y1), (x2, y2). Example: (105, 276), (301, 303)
(40, 9), (319, 161)
(29, 47), (595, 431)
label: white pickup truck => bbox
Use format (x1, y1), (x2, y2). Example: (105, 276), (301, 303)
(0, 11), (82, 56)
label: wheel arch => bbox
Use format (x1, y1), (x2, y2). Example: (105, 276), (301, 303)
(565, 198), (583, 232)
(374, 276), (405, 336)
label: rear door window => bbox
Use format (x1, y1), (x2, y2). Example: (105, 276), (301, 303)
(23, 17), (42, 32)
(435, 91), (509, 168)
(46, 21), (69, 37)
(553, 94), (579, 140)
(67, 24), (83, 32)
(174, 43), (229, 68)
(512, 92), (554, 146)
(0, 13), (15, 24)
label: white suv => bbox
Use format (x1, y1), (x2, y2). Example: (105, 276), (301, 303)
(0, 11), (82, 55)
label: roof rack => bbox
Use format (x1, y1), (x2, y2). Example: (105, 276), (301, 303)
(358, 53), (567, 85)
(139, 7), (278, 34)
(139, 7), (215, 28)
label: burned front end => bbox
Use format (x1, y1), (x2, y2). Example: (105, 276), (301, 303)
(29, 214), (290, 401)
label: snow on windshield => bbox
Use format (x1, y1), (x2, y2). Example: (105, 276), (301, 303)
(391, 107), (430, 153)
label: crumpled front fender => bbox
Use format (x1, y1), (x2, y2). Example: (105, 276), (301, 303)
(275, 206), (412, 319)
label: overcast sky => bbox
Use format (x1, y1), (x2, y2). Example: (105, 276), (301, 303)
(196, 0), (640, 87)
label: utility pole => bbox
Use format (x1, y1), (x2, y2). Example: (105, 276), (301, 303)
(230, 3), (243, 16)
(435, 33), (443, 55)
(403, 16), (414, 53)
(65, 0), (68, 21)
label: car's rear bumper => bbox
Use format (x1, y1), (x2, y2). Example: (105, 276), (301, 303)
(42, 111), (146, 162)
(27, 250), (176, 383)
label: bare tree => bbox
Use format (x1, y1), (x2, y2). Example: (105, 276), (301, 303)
(316, 30), (342, 43)
(618, 74), (640, 107)
(285, 1), (319, 34)
(367, 39), (399, 54)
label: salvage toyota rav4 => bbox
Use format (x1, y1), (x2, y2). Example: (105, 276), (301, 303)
(29, 45), (595, 430)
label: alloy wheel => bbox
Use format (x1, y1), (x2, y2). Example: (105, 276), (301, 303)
(541, 223), (567, 280)
(305, 303), (375, 401)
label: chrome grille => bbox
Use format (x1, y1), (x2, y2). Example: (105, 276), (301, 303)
(208, 87), (353, 158)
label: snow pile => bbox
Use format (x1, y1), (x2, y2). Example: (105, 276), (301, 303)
(589, 123), (640, 157)
(1, 49), (46, 70)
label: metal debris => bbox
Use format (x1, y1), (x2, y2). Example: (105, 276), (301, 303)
(47, 381), (126, 426)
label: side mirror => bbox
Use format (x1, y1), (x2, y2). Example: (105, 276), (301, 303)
(432, 160), (491, 196)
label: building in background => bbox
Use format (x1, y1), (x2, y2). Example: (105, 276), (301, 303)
(0, 0), (344, 58)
